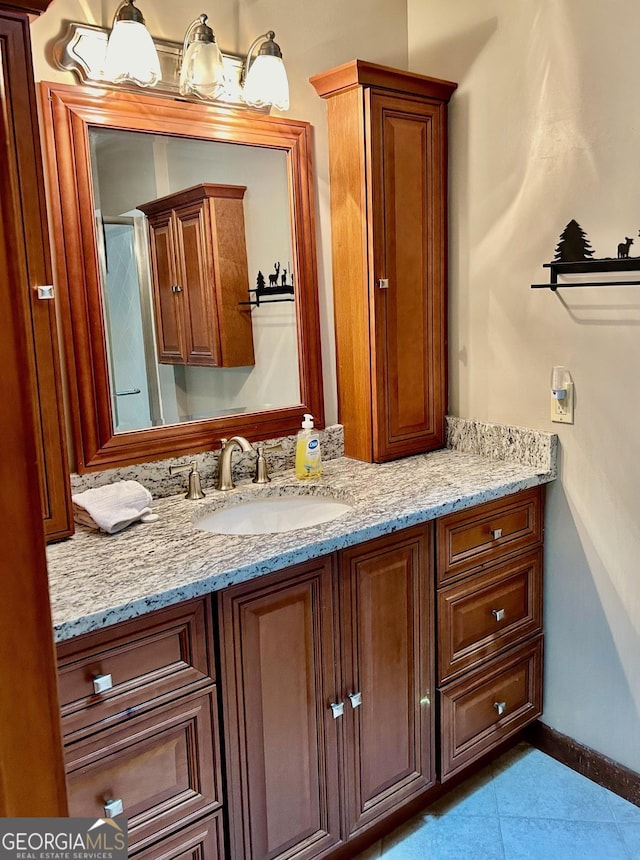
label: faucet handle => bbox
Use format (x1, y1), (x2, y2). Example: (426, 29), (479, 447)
(169, 460), (206, 500)
(253, 444), (282, 484)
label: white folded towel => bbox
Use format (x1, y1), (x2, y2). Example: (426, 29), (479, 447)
(72, 480), (153, 534)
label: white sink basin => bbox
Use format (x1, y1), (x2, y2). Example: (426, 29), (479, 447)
(195, 492), (352, 535)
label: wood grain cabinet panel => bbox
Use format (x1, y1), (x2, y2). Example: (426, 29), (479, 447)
(219, 557), (342, 860)
(439, 637), (543, 781)
(57, 598), (214, 742)
(59, 596), (224, 857)
(0, 10), (72, 540)
(220, 526), (435, 858)
(139, 183), (254, 368)
(436, 488), (545, 782)
(339, 526), (435, 837)
(311, 61), (457, 462)
(437, 549), (543, 683)
(66, 690), (222, 854)
(132, 813), (225, 860)
(436, 486), (544, 585)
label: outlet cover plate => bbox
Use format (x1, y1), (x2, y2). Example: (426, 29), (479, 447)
(551, 382), (574, 424)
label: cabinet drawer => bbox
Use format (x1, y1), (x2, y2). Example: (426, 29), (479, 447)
(438, 549), (543, 682)
(439, 636), (543, 781)
(132, 812), (225, 860)
(437, 487), (543, 585)
(57, 598), (214, 741)
(66, 690), (222, 854)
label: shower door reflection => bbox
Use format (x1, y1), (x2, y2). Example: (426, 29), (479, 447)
(101, 216), (162, 432)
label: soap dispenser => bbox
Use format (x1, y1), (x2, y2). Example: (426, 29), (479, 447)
(295, 413), (322, 479)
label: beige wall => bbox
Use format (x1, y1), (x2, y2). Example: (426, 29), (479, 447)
(408, 0), (640, 772)
(31, 0), (408, 428)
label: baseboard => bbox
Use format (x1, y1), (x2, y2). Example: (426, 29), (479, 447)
(526, 720), (640, 806)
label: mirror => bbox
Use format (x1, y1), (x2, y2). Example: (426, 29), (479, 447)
(39, 83), (324, 471)
(92, 128), (299, 432)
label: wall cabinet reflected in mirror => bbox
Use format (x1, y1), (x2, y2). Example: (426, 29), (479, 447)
(138, 183), (255, 372)
(39, 83), (323, 471)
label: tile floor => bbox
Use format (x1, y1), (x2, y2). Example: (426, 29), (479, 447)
(356, 742), (640, 859)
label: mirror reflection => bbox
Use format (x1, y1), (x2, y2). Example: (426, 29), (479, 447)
(90, 128), (300, 434)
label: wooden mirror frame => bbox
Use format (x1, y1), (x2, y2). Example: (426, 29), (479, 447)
(39, 82), (324, 472)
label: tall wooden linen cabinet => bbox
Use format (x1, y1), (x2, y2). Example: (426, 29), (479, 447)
(0, 5), (72, 540)
(310, 61), (457, 462)
(0, 0), (68, 817)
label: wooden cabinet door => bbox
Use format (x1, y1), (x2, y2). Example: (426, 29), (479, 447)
(174, 202), (221, 366)
(219, 558), (342, 860)
(369, 92), (448, 461)
(147, 212), (187, 364)
(339, 525), (435, 836)
(0, 10), (72, 539)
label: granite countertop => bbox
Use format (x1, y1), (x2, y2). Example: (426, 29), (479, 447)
(47, 441), (556, 642)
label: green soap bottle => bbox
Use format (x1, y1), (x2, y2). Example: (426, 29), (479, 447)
(295, 413), (322, 479)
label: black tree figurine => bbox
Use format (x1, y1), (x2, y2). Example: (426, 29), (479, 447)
(256, 270), (265, 289)
(553, 219), (595, 262)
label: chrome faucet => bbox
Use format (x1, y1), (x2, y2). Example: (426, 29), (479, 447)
(216, 436), (253, 490)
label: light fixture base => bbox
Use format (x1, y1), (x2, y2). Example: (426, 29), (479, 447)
(53, 21), (264, 111)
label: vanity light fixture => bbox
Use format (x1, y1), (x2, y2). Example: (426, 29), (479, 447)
(54, 16), (288, 111)
(179, 13), (226, 100)
(102, 0), (161, 88)
(242, 31), (290, 111)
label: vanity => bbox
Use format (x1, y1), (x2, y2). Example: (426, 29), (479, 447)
(47, 423), (554, 860)
(32, 47), (554, 858)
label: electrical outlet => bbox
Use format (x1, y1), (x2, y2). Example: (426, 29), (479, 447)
(551, 382), (574, 424)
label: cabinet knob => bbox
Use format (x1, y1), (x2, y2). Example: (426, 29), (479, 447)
(103, 798), (124, 818)
(492, 608), (506, 622)
(493, 701), (507, 716)
(36, 284), (55, 300)
(171, 284), (183, 293)
(490, 527), (503, 540)
(92, 673), (113, 695)
(348, 692), (362, 709)
(378, 278), (389, 290)
(329, 701), (344, 719)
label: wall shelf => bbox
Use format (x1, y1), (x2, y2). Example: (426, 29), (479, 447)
(532, 259), (640, 291)
(239, 284), (295, 308)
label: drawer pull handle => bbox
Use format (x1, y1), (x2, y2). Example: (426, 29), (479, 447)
(490, 528), (503, 540)
(171, 284), (183, 293)
(92, 673), (113, 695)
(492, 608), (506, 622)
(494, 701), (507, 716)
(378, 278), (389, 290)
(330, 701), (344, 719)
(103, 798), (124, 818)
(348, 692), (362, 709)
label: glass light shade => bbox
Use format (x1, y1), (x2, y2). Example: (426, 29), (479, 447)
(243, 54), (290, 111)
(179, 40), (226, 99)
(102, 19), (161, 87)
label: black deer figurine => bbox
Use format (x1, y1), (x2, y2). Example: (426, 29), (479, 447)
(268, 262), (281, 286)
(618, 237), (634, 258)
